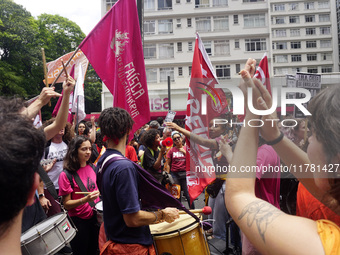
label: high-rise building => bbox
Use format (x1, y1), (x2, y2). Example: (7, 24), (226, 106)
(100, 0), (338, 114)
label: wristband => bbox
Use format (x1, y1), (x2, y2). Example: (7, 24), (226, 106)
(265, 131), (284, 146)
(38, 193), (45, 198)
(152, 211), (158, 223)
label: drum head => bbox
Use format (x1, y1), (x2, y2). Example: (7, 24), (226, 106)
(150, 213), (200, 238)
(95, 201), (103, 212)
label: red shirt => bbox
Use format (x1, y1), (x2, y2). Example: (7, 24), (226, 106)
(125, 145), (138, 162)
(167, 146), (186, 172)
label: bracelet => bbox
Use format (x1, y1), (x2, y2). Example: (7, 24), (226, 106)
(152, 211), (158, 223)
(265, 131), (284, 146)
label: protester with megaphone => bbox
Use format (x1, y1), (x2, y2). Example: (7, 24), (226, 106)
(140, 129), (168, 184)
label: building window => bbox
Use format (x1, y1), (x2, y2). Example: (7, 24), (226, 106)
(213, 0), (228, 7)
(146, 68), (157, 83)
(235, 39), (240, 49)
(233, 15), (238, 24)
(187, 18), (192, 27)
(195, 0), (209, 8)
(321, 53), (332, 61)
(305, 2), (314, 10)
(321, 67), (332, 73)
(244, 14), (265, 28)
(203, 41), (212, 55)
(291, 41), (301, 49)
(245, 38), (266, 51)
(177, 42), (182, 52)
(189, 66), (192, 76)
(144, 44), (157, 59)
(106, 0), (118, 11)
(306, 41), (317, 48)
(273, 4), (285, 11)
(176, 0), (180, 3)
(213, 16), (229, 31)
(273, 42), (287, 50)
(144, 20), (156, 35)
(320, 40), (331, 48)
(318, 1), (329, 9)
(178, 67), (183, 76)
(176, 19), (182, 28)
(289, 3), (299, 10)
(320, 27), (331, 35)
(188, 42), (193, 51)
(275, 29), (287, 37)
(159, 43), (174, 58)
(186, 0), (191, 2)
(160, 68), (174, 82)
(289, 16), (300, 24)
(196, 17), (211, 32)
(214, 40), (230, 55)
(275, 55), (288, 63)
(319, 14), (330, 22)
(306, 28), (316, 35)
(236, 64), (241, 73)
(274, 17), (285, 24)
(158, 19), (173, 34)
(292, 67), (301, 73)
(274, 68), (289, 75)
(291, 54), (301, 62)
(305, 15), (315, 23)
(144, 0), (155, 11)
(307, 53), (317, 61)
(307, 67), (318, 73)
(158, 0), (172, 10)
(216, 65), (231, 79)
(290, 28), (300, 36)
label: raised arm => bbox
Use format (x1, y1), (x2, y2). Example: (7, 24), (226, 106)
(225, 68), (325, 255)
(165, 122), (218, 149)
(44, 77), (75, 141)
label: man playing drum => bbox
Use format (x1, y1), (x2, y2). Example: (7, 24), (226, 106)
(96, 107), (179, 255)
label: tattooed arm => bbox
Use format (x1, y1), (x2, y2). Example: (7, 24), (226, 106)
(224, 67), (324, 255)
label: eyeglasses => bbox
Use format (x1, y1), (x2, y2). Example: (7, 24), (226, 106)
(173, 137), (181, 141)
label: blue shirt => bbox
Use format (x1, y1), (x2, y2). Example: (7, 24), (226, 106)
(96, 149), (153, 245)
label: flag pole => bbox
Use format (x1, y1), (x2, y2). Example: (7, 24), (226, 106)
(50, 47), (80, 87)
(76, 95), (79, 133)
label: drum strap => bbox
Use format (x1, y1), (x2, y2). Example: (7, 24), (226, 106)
(37, 165), (59, 200)
(72, 171), (96, 208)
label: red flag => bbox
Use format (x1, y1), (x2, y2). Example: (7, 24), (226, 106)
(254, 52), (272, 95)
(52, 65), (75, 123)
(79, 0), (150, 137)
(185, 33), (228, 203)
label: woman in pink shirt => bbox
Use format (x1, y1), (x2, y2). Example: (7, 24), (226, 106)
(59, 136), (100, 255)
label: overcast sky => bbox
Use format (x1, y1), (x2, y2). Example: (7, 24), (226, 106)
(13, 0), (102, 35)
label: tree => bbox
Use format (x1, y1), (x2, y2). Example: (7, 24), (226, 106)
(0, 0), (41, 97)
(84, 65), (102, 113)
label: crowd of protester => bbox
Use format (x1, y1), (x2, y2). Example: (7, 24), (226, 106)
(1, 58), (339, 255)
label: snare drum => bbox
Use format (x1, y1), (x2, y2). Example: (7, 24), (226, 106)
(150, 213), (210, 255)
(95, 201), (104, 224)
(21, 212), (76, 255)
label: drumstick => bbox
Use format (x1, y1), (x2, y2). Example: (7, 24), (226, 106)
(61, 59), (69, 78)
(179, 206), (212, 215)
(75, 192), (91, 195)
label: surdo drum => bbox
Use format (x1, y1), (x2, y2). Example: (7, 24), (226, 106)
(150, 213), (210, 255)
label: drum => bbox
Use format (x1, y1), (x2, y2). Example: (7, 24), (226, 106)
(21, 212), (76, 255)
(95, 201), (104, 224)
(150, 213), (210, 255)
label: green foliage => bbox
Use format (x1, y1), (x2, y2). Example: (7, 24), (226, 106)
(0, 1), (102, 116)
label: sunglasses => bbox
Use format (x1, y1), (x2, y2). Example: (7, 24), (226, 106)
(173, 137), (181, 141)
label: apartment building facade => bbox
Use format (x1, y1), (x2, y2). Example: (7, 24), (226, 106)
(100, 0), (338, 114)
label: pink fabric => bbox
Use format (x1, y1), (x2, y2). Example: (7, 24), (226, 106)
(255, 144), (281, 209)
(79, 0), (150, 139)
(58, 165), (100, 219)
(185, 33), (228, 203)
(167, 146), (186, 172)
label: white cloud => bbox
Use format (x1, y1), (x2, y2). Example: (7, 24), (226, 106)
(13, 0), (101, 35)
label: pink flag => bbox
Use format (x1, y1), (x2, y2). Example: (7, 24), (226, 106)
(254, 52), (272, 95)
(185, 33), (228, 203)
(52, 65), (75, 123)
(79, 0), (150, 137)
